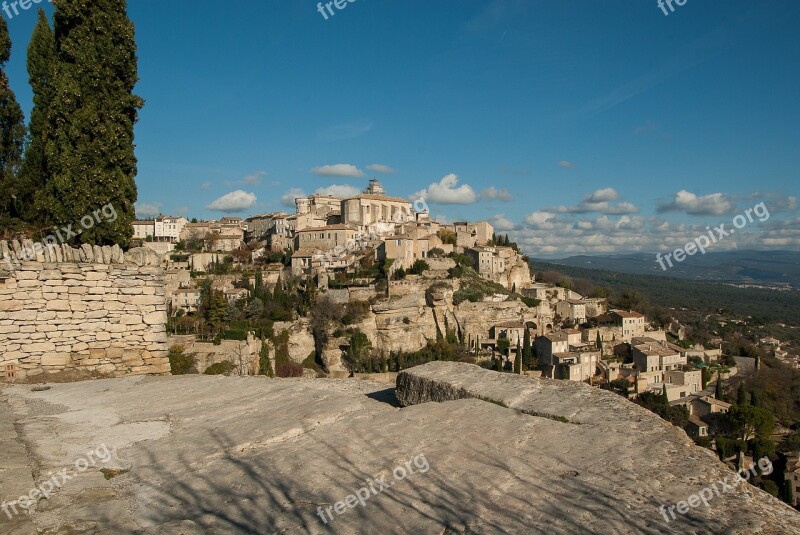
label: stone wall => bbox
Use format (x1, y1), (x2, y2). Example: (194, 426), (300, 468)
(167, 334), (262, 375)
(0, 241), (170, 382)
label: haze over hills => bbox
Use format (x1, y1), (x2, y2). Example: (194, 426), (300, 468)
(537, 250), (800, 288)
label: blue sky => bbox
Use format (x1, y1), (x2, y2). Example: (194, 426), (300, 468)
(4, 0), (799, 257)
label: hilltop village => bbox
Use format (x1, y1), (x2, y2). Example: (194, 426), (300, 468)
(127, 180), (733, 420)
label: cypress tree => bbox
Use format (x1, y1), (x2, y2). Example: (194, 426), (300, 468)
(737, 383), (747, 405)
(16, 9), (55, 222)
(514, 340), (522, 374)
(522, 327), (532, 370)
(715, 374), (723, 400)
(37, 0), (143, 246)
(0, 16), (27, 221)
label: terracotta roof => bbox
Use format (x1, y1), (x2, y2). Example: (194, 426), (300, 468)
(612, 310), (645, 319)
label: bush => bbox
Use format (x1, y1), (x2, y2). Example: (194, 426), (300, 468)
(408, 259), (429, 275)
(342, 301), (371, 325)
(302, 351), (325, 376)
(519, 296), (541, 308)
(168, 345), (196, 375)
(276, 362), (304, 377)
(204, 361), (234, 375)
(222, 329), (248, 340)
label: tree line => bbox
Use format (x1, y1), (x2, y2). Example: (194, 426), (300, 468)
(0, 1), (140, 247)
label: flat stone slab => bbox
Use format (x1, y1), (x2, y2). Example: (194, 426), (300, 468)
(0, 369), (797, 534)
(397, 361), (800, 534)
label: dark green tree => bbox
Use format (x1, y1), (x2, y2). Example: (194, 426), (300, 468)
(715, 374), (723, 400)
(737, 382), (747, 405)
(0, 16), (27, 221)
(595, 331), (603, 357)
(728, 404), (775, 444)
(345, 331), (372, 373)
(702, 367), (710, 389)
(514, 340), (522, 373)
(16, 9), (55, 222)
(37, 0), (143, 246)
(522, 327), (533, 369)
(661, 384), (669, 405)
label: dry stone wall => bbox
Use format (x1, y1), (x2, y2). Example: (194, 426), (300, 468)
(0, 241), (169, 382)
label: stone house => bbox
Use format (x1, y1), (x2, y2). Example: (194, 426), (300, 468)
(172, 289), (202, 314)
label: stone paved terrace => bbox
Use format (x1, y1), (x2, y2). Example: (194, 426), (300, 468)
(0, 365), (798, 534)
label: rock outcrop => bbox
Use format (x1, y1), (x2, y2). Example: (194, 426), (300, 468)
(2, 371), (798, 533)
(396, 361), (800, 533)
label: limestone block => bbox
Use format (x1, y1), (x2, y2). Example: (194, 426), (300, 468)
(41, 353), (72, 367)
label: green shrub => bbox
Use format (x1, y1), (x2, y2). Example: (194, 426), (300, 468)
(302, 351), (325, 376)
(204, 361), (234, 375)
(168, 345), (196, 375)
(519, 296), (541, 308)
(222, 329), (248, 341)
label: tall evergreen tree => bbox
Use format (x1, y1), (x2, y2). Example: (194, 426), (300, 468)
(0, 16), (27, 221)
(514, 340), (522, 374)
(737, 383), (747, 405)
(16, 9), (55, 222)
(715, 374), (723, 400)
(522, 327), (532, 370)
(37, 0), (143, 247)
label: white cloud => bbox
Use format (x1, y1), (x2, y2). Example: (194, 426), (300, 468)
(206, 190), (257, 212)
(200, 181), (211, 190)
(658, 190), (735, 216)
(558, 160), (574, 169)
(550, 188), (638, 215)
(585, 187), (618, 203)
(314, 184), (361, 198)
(241, 171), (267, 185)
(281, 188), (306, 208)
(135, 202), (161, 218)
(366, 164), (396, 174)
(480, 186), (513, 202)
(411, 174), (478, 204)
(311, 164), (365, 178)
(524, 211), (558, 229)
(491, 213), (516, 230)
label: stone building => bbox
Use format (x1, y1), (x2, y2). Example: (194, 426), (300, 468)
(341, 179), (413, 228)
(295, 224), (358, 253)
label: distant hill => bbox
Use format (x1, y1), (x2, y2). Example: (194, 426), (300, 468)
(535, 250), (800, 288)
